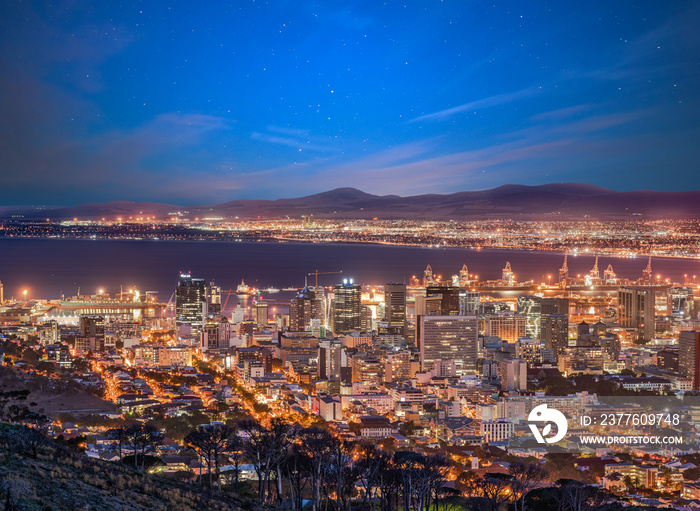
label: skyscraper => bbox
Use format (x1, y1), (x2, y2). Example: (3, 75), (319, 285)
(384, 283), (407, 337)
(425, 285), (460, 315)
(78, 314), (105, 352)
(542, 313), (569, 361)
(679, 331), (700, 390)
(484, 313), (527, 343)
(332, 280), (361, 334)
(176, 273), (206, 332)
(206, 282), (222, 316)
(318, 338), (344, 381)
(253, 301), (269, 326)
(289, 286), (324, 332)
(618, 287), (654, 342)
(518, 296), (569, 339)
(419, 315), (478, 375)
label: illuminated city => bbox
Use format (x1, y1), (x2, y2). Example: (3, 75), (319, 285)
(2, 1), (700, 510)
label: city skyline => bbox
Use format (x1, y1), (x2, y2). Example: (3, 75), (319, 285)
(1, 1), (699, 205)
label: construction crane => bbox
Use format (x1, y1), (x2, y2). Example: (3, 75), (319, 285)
(307, 270), (342, 290)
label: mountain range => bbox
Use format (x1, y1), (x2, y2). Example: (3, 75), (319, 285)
(8, 183), (700, 221)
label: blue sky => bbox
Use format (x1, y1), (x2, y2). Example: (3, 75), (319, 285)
(1, 1), (699, 205)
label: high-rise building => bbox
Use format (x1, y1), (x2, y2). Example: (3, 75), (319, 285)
(253, 301), (269, 326)
(426, 286), (460, 315)
(78, 314), (105, 352)
(384, 283), (407, 337)
(679, 331), (700, 390)
(385, 350), (413, 382)
(517, 296), (568, 340)
(289, 287), (324, 332)
(517, 296), (541, 339)
(351, 352), (384, 384)
(176, 273), (206, 332)
(618, 287), (655, 341)
(419, 315), (478, 375)
(668, 287), (694, 319)
(484, 313), (527, 343)
(332, 280), (361, 334)
(318, 339), (344, 381)
(499, 358), (527, 391)
(206, 282), (222, 317)
(460, 290), (480, 314)
(542, 313), (569, 360)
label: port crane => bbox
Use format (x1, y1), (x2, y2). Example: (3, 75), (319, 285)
(307, 270), (342, 289)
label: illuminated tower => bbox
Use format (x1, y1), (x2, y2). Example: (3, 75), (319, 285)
(0, 280), (3, 304)
(679, 331), (700, 390)
(206, 282), (221, 316)
(332, 279), (362, 333)
(289, 287), (324, 331)
(384, 283), (407, 337)
(419, 315), (478, 375)
(559, 255), (569, 288)
(426, 285), (460, 315)
(618, 287), (654, 342)
(176, 273), (207, 332)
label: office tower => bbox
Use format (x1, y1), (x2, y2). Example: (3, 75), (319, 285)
(384, 283), (407, 337)
(542, 313), (568, 360)
(351, 352), (384, 384)
(484, 313), (527, 343)
(426, 285), (460, 315)
(176, 273), (206, 331)
(515, 337), (546, 364)
(318, 339), (344, 381)
(385, 350), (412, 382)
(460, 290), (480, 314)
(202, 316), (231, 350)
(499, 358), (527, 392)
(419, 315), (478, 375)
(289, 286), (324, 332)
(77, 314), (105, 352)
(332, 280), (361, 334)
(517, 296), (541, 339)
(618, 287), (655, 342)
(205, 282), (221, 316)
(668, 287), (694, 319)
(518, 296), (569, 340)
(253, 301), (268, 326)
(679, 331), (700, 390)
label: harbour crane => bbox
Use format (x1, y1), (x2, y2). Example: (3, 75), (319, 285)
(307, 270), (342, 290)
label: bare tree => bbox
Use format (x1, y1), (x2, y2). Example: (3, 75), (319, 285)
(475, 472), (514, 511)
(239, 418), (291, 503)
(509, 461), (548, 511)
(185, 426), (214, 486)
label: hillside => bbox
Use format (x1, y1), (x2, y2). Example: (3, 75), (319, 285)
(0, 424), (267, 511)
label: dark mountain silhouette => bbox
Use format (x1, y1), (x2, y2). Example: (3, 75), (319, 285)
(13, 183), (700, 220)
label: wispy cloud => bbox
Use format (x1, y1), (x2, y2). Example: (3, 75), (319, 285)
(251, 126), (337, 152)
(408, 86), (542, 123)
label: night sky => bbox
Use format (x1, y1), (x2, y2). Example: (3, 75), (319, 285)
(1, 1), (699, 206)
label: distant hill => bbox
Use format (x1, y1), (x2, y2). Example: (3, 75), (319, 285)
(12, 183), (700, 220)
